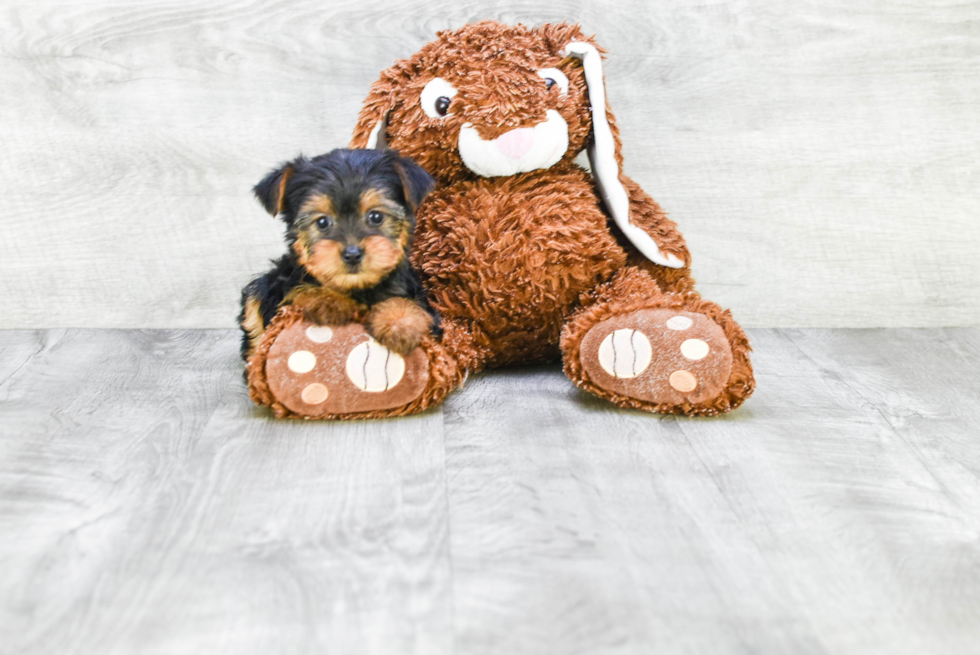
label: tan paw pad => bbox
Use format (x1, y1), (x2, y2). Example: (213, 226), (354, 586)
(288, 350), (317, 373)
(301, 383), (329, 405)
(305, 326), (334, 343)
(666, 315), (693, 331)
(597, 329), (652, 379)
(345, 340), (406, 392)
(668, 370), (698, 392)
(680, 338), (710, 361)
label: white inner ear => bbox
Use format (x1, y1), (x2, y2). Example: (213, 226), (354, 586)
(421, 77), (458, 119)
(563, 41), (684, 269)
(537, 68), (569, 96)
(366, 114), (388, 150)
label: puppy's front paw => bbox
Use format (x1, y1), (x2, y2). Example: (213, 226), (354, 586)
(284, 286), (364, 326)
(366, 298), (434, 356)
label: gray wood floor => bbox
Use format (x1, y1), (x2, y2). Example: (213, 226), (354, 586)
(1, 328), (979, 655)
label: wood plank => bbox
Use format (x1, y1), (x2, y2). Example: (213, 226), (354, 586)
(153, 385), (454, 655)
(3, 328), (980, 654)
(441, 328), (980, 654)
(0, 329), (235, 653)
(672, 328), (980, 654)
(0, 329), (453, 655)
(0, 330), (46, 387)
(0, 1), (978, 328)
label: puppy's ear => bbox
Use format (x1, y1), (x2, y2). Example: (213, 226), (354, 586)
(392, 156), (435, 213)
(253, 161), (297, 217)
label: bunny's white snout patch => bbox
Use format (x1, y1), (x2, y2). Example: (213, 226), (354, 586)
(458, 110), (569, 177)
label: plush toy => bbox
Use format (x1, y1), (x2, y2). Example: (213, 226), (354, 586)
(248, 20), (754, 418)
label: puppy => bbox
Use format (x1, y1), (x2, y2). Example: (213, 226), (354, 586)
(239, 148), (438, 362)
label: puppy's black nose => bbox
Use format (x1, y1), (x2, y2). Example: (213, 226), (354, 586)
(341, 245), (364, 265)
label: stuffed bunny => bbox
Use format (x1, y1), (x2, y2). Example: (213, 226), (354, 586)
(248, 20), (754, 418)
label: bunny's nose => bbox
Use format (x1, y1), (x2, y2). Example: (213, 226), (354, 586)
(495, 127), (535, 160)
(341, 245), (364, 265)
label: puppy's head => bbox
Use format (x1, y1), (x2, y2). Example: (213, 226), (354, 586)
(254, 148), (434, 291)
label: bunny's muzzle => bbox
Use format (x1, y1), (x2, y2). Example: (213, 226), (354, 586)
(457, 110), (569, 178)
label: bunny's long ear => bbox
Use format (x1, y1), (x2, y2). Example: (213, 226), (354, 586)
(350, 79), (394, 150)
(564, 41), (684, 269)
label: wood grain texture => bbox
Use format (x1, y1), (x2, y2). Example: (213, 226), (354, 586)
(0, 1), (978, 329)
(2, 327), (980, 653)
(442, 328), (980, 654)
(0, 329), (452, 655)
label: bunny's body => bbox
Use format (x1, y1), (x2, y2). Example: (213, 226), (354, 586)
(414, 164), (626, 367)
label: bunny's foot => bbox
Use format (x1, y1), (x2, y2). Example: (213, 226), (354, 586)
(248, 306), (458, 419)
(561, 268), (754, 416)
(577, 308), (732, 407)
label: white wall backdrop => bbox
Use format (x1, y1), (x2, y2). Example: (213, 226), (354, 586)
(1, 0), (977, 329)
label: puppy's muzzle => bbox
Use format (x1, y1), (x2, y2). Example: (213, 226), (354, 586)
(341, 245), (365, 266)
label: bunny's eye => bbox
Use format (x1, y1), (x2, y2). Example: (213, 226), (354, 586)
(421, 77), (458, 119)
(537, 68), (569, 97)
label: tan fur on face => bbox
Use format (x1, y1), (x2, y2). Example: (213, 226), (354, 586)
(297, 233), (407, 291)
(361, 233), (407, 279)
(292, 189), (409, 290)
(358, 189), (405, 219)
(300, 194), (336, 217)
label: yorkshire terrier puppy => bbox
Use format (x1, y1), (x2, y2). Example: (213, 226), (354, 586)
(239, 148), (438, 362)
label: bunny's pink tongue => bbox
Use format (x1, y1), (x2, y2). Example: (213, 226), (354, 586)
(496, 128), (535, 159)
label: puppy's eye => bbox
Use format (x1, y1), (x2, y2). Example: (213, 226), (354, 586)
(421, 77), (458, 119)
(316, 216), (333, 230)
(537, 68), (569, 97)
(365, 210), (384, 227)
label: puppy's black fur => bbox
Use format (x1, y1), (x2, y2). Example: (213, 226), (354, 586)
(239, 148), (438, 361)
